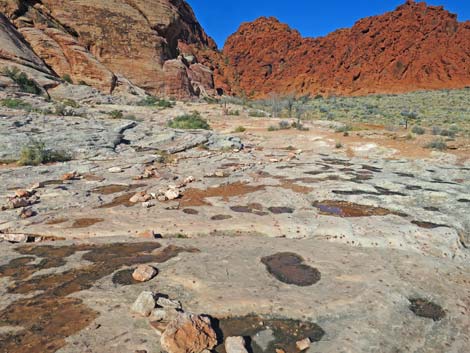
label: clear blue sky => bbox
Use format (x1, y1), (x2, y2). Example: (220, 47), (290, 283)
(188, 0), (470, 49)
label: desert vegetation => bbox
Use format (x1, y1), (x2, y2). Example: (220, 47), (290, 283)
(168, 112), (211, 130)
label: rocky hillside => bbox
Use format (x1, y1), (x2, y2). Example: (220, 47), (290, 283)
(222, 0), (470, 97)
(0, 0), (218, 98)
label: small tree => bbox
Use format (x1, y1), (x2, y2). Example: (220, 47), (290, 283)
(284, 93), (296, 119)
(400, 110), (419, 130)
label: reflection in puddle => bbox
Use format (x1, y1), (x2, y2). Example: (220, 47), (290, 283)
(313, 200), (405, 217)
(214, 315), (324, 353)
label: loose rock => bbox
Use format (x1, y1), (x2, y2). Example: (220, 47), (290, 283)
(132, 265), (158, 282)
(160, 313), (217, 353)
(225, 336), (249, 353)
(296, 337), (311, 351)
(131, 291), (156, 317)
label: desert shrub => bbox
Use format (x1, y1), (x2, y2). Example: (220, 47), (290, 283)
(168, 112), (211, 130)
(424, 139), (447, 151)
(267, 125), (279, 131)
(2, 67), (41, 94)
(248, 110), (267, 118)
(431, 126), (442, 135)
(438, 129), (456, 138)
(411, 126), (425, 135)
(108, 110), (124, 119)
(0, 98), (32, 110)
(278, 120), (291, 130)
(18, 140), (71, 166)
(62, 74), (73, 84)
(233, 126), (246, 133)
(227, 110), (240, 116)
(335, 125), (352, 133)
(137, 96), (174, 108)
(335, 141), (343, 149)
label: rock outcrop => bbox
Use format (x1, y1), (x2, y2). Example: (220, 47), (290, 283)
(222, 0), (470, 97)
(0, 0), (218, 98)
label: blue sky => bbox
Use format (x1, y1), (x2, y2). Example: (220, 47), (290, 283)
(188, 1), (470, 48)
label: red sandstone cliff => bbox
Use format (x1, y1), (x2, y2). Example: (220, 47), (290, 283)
(222, 0), (470, 97)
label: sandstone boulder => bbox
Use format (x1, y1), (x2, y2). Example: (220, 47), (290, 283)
(160, 313), (217, 353)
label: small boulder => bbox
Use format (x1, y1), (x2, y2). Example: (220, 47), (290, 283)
(131, 291), (156, 317)
(15, 189), (32, 198)
(225, 336), (249, 353)
(132, 265), (158, 282)
(161, 313), (217, 353)
(157, 297), (182, 310)
(108, 167), (123, 173)
(0, 233), (32, 243)
(296, 337), (311, 351)
(165, 189), (180, 200)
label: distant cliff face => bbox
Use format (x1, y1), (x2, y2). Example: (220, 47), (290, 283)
(0, 0), (218, 98)
(222, 0), (470, 97)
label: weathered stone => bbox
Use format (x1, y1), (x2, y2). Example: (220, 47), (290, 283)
(225, 336), (249, 353)
(296, 337), (311, 351)
(161, 313), (217, 353)
(165, 189), (181, 201)
(0, 233), (31, 243)
(132, 265), (158, 282)
(131, 291), (156, 317)
(156, 297), (182, 310)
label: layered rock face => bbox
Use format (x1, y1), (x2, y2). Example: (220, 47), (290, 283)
(0, 0), (217, 97)
(222, 0), (470, 97)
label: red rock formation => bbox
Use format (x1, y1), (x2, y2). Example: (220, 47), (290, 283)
(0, 0), (218, 97)
(222, 1), (470, 97)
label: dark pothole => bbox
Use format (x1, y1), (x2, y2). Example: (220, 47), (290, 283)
(182, 208), (199, 215)
(268, 207), (294, 214)
(261, 253), (321, 286)
(211, 214), (233, 221)
(213, 315), (325, 353)
(312, 201), (406, 217)
(409, 298), (446, 321)
(411, 221), (449, 229)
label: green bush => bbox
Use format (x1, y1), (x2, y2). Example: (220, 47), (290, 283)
(424, 139), (447, 151)
(227, 110), (240, 116)
(62, 74), (73, 84)
(233, 126), (246, 133)
(2, 67), (41, 94)
(108, 110), (124, 119)
(168, 112), (211, 130)
(248, 110), (267, 117)
(411, 126), (425, 135)
(0, 98), (32, 110)
(137, 96), (174, 108)
(18, 140), (71, 166)
(335, 125), (353, 133)
(267, 125), (279, 131)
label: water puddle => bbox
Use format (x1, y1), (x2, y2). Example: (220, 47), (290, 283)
(231, 205), (268, 216)
(268, 207), (294, 214)
(211, 215), (233, 221)
(0, 242), (198, 353)
(411, 221), (448, 229)
(214, 315), (324, 353)
(313, 201), (405, 217)
(261, 253), (321, 287)
(180, 182), (265, 207)
(409, 298), (445, 321)
(405, 185), (422, 191)
(182, 208), (199, 215)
